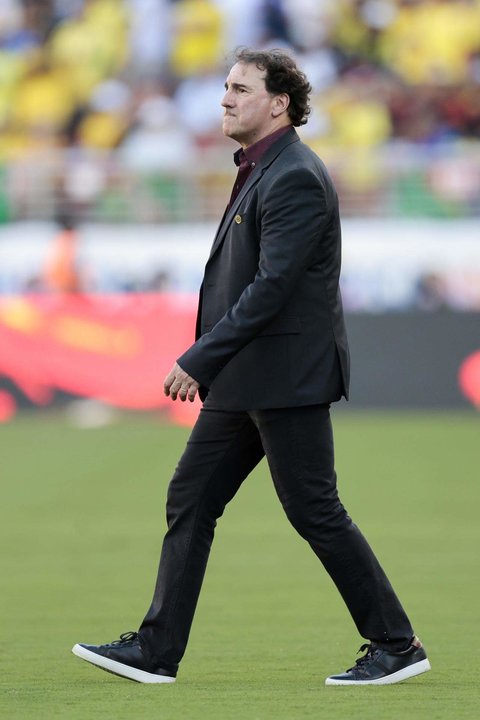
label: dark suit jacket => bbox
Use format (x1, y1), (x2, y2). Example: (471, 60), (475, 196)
(178, 127), (350, 410)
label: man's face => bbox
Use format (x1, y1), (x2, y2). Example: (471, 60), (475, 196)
(221, 62), (278, 147)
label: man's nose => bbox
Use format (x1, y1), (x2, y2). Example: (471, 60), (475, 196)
(221, 90), (233, 108)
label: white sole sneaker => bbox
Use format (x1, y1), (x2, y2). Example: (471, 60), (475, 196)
(325, 658), (431, 686)
(72, 644), (176, 684)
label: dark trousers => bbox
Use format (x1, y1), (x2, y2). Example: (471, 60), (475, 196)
(138, 402), (413, 674)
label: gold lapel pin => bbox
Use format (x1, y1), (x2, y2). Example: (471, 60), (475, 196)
(234, 214), (242, 224)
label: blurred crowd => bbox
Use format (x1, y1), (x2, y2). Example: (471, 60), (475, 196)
(0, 0), (480, 222)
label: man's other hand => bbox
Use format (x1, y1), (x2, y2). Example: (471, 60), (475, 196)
(164, 362), (200, 402)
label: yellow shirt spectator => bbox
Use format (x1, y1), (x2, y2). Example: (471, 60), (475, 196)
(0, 51), (26, 125)
(10, 53), (75, 131)
(48, 0), (129, 102)
(379, 0), (480, 85)
(170, 0), (225, 77)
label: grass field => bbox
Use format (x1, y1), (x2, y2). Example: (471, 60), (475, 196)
(1, 409), (478, 719)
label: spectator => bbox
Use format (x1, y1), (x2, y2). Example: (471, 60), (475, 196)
(0, 0), (480, 221)
(47, 0), (128, 102)
(9, 48), (76, 140)
(169, 0), (225, 78)
(43, 213), (84, 293)
(378, 0), (480, 85)
(120, 88), (194, 171)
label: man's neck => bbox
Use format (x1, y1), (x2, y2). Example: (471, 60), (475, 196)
(241, 122), (292, 150)
(242, 125), (292, 159)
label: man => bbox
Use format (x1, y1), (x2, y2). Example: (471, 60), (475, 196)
(72, 49), (430, 686)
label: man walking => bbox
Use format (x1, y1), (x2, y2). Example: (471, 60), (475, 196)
(72, 49), (430, 686)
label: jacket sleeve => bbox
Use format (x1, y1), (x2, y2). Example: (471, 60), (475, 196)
(177, 166), (333, 387)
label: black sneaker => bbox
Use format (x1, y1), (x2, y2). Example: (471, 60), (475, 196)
(72, 632), (176, 684)
(325, 636), (431, 686)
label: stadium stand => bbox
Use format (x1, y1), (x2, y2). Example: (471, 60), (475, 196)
(0, 0), (479, 223)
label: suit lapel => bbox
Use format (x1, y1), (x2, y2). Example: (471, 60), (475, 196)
(207, 128), (300, 262)
(208, 170), (262, 260)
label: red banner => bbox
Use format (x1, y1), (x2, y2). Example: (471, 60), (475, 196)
(459, 350), (480, 408)
(0, 293), (201, 425)
(1, 295), (478, 421)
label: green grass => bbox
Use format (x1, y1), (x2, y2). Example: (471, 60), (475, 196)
(1, 409), (478, 719)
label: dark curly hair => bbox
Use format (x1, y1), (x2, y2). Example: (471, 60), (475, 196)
(233, 48), (312, 127)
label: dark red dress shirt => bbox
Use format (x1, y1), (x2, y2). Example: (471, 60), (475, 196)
(227, 125), (292, 209)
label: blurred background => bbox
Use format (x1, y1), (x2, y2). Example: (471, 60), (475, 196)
(0, 0), (479, 423)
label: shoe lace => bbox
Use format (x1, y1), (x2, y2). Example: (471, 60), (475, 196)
(348, 643), (381, 673)
(111, 631), (139, 646)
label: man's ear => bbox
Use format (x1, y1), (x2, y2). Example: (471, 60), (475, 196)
(271, 93), (290, 118)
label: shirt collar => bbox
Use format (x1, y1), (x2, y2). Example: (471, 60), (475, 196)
(233, 125), (292, 167)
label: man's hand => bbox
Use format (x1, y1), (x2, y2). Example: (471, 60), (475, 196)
(164, 362), (200, 402)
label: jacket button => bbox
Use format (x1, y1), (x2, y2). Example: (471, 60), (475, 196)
(234, 214), (242, 224)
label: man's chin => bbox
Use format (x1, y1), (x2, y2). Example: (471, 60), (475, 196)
(222, 119), (237, 140)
